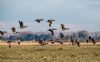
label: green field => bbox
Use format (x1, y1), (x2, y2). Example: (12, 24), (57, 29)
(0, 45), (100, 62)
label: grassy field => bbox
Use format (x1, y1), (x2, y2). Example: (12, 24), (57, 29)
(0, 45), (100, 62)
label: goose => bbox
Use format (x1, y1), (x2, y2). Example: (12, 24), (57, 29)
(19, 20), (27, 29)
(47, 19), (55, 27)
(34, 18), (44, 23)
(60, 24), (69, 31)
(48, 28), (57, 36)
(11, 27), (16, 34)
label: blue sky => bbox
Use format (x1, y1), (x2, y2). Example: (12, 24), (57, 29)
(0, 0), (100, 33)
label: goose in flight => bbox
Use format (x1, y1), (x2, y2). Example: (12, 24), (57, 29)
(0, 31), (7, 35)
(48, 28), (57, 36)
(60, 24), (69, 31)
(57, 33), (65, 45)
(47, 19), (55, 27)
(34, 18), (44, 23)
(19, 20), (27, 29)
(89, 36), (96, 45)
(59, 33), (65, 39)
(11, 27), (16, 34)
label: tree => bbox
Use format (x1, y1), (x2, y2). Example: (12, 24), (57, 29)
(78, 30), (89, 40)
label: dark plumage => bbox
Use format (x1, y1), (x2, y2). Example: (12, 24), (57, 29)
(56, 40), (63, 45)
(76, 40), (80, 47)
(47, 19), (55, 27)
(86, 40), (89, 43)
(50, 39), (55, 44)
(11, 27), (16, 34)
(89, 36), (92, 40)
(38, 39), (48, 46)
(34, 19), (44, 23)
(71, 39), (74, 45)
(60, 24), (69, 31)
(7, 41), (12, 48)
(70, 36), (75, 45)
(48, 28), (57, 36)
(91, 38), (96, 45)
(0, 31), (4, 35)
(17, 37), (21, 45)
(59, 33), (64, 39)
(75, 39), (80, 47)
(59, 41), (63, 44)
(19, 20), (27, 29)
(57, 33), (64, 45)
(88, 36), (96, 45)
(0, 31), (7, 35)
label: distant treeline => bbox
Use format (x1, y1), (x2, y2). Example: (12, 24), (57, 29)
(0, 30), (100, 41)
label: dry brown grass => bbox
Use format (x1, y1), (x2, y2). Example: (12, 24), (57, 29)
(0, 45), (100, 62)
(0, 40), (100, 46)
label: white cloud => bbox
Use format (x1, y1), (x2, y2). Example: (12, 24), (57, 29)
(67, 24), (86, 32)
(0, 21), (6, 27)
(0, 21), (9, 31)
